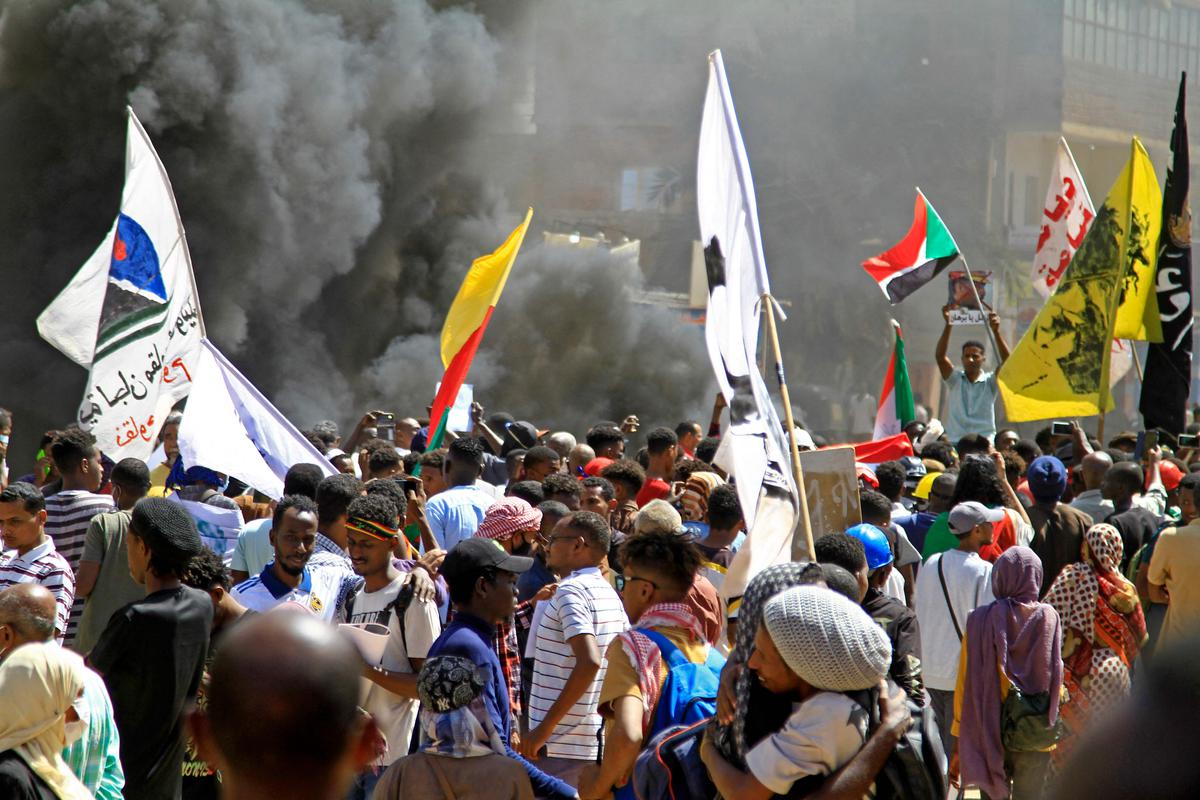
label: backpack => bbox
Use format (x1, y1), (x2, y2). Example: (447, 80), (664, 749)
(631, 717), (715, 800)
(617, 629), (725, 800)
(840, 685), (946, 800)
(639, 628), (726, 733)
(778, 686), (946, 800)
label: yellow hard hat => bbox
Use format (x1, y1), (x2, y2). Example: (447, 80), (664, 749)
(913, 471), (942, 501)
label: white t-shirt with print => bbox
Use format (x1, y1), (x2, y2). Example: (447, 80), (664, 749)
(347, 572), (441, 766)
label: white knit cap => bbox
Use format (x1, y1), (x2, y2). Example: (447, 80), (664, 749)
(762, 585), (892, 692)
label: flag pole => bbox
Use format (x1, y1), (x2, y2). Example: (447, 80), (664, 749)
(1131, 342), (1145, 382)
(761, 292), (816, 561)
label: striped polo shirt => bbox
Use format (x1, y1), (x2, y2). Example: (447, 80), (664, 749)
(528, 566), (628, 760)
(44, 490), (115, 570)
(0, 538), (76, 642)
(231, 562), (362, 621)
(45, 490), (114, 644)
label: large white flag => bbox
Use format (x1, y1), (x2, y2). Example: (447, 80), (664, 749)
(37, 108), (203, 461)
(697, 50), (800, 611)
(178, 339), (335, 500)
(1031, 138), (1132, 386)
(1032, 138), (1094, 297)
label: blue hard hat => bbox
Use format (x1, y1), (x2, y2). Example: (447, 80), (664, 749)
(845, 524), (894, 570)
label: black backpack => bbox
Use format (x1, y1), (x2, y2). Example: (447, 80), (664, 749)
(759, 684), (945, 800)
(842, 686), (945, 800)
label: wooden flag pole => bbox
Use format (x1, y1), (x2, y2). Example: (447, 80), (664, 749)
(761, 293), (816, 561)
(1131, 341), (1145, 383)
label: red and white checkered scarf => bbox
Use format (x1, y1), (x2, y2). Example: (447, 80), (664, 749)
(618, 602), (706, 732)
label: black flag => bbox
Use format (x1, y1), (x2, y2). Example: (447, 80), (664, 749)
(1141, 73), (1192, 433)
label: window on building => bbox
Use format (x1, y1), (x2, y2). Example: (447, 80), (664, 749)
(618, 167), (681, 212)
(1064, 0), (1200, 80)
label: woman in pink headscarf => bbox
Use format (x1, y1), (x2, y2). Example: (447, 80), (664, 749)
(952, 546), (1063, 799)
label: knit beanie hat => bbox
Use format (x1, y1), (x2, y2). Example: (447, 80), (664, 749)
(131, 498), (203, 562)
(762, 585), (892, 691)
(476, 497), (542, 541)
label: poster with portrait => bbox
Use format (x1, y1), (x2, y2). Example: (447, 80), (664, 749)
(947, 270), (992, 325)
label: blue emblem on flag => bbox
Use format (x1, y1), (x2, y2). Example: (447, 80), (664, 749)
(95, 213), (171, 358)
(109, 213), (167, 302)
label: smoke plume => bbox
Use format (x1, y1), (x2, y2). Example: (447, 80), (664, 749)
(0, 0), (712, 457)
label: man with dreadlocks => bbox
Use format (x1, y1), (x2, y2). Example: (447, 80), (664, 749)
(341, 494), (441, 800)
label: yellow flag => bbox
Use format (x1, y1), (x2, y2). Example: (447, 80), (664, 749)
(439, 208), (533, 368)
(1111, 141), (1163, 341)
(999, 139), (1158, 421)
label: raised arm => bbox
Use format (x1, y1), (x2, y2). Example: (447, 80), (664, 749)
(936, 305), (954, 380)
(988, 312), (1011, 365)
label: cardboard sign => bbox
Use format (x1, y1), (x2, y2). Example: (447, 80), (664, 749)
(947, 270), (992, 325)
(794, 446), (861, 559)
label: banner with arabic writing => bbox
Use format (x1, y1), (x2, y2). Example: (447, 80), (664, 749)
(38, 108), (204, 461)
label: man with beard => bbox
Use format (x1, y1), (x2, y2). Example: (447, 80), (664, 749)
(231, 495), (361, 620)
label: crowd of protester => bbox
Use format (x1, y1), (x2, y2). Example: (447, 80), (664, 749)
(2, 332), (1200, 800)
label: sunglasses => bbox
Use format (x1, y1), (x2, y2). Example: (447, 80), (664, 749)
(615, 574), (658, 593)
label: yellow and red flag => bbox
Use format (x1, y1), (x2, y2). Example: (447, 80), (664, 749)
(427, 208), (533, 448)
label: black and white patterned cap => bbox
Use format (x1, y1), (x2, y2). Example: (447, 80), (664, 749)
(417, 655), (488, 713)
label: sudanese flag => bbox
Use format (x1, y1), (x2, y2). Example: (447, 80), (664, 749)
(862, 188), (961, 304)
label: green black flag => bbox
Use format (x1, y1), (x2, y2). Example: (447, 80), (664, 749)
(1141, 73), (1192, 434)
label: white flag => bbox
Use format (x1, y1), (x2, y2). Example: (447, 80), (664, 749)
(697, 50), (800, 610)
(178, 339), (336, 500)
(37, 108), (204, 461)
(1030, 138), (1132, 387)
(1032, 138), (1094, 297)
(168, 495), (244, 561)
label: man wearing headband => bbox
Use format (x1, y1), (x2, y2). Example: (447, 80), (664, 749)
(344, 495), (440, 800)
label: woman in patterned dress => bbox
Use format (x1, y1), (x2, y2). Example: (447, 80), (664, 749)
(1043, 523), (1147, 769)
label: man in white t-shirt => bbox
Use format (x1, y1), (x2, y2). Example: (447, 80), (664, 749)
(915, 501), (998, 759)
(231, 495), (361, 621)
(520, 510), (628, 787)
(342, 495), (440, 800)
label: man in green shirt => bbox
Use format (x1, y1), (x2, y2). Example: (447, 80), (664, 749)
(74, 458), (151, 654)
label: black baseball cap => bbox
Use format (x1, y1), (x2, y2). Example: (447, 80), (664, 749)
(441, 537), (534, 585)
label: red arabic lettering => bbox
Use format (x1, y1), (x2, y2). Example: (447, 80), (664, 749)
(1066, 207), (1094, 249)
(114, 414), (156, 448)
(163, 358), (192, 384)
(1036, 224), (1052, 253)
(1043, 177), (1078, 222)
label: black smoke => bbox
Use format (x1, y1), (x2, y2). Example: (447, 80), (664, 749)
(0, 0), (712, 462)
